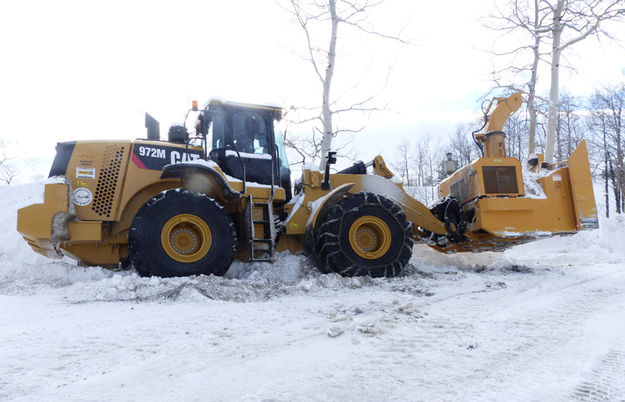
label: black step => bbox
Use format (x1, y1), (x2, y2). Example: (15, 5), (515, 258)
(250, 258), (272, 262)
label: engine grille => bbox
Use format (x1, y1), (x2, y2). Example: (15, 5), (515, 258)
(92, 145), (125, 218)
(482, 166), (519, 194)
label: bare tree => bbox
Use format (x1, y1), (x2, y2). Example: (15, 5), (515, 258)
(543, 0), (624, 162)
(485, 0), (551, 158)
(415, 139), (427, 187)
(282, 122), (324, 167)
(392, 140), (413, 186)
(588, 107), (612, 217)
(0, 141), (18, 185)
(449, 123), (476, 165)
(486, 0), (623, 161)
(283, 0), (410, 169)
(282, 122), (356, 168)
(396, 134), (443, 206)
(556, 90), (584, 160)
(504, 112), (529, 159)
(587, 84), (625, 214)
(425, 136), (446, 204)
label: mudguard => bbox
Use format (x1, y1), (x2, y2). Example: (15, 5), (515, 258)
(307, 183), (355, 229)
(161, 161), (240, 202)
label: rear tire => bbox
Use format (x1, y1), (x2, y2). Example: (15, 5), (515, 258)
(315, 192), (413, 278)
(129, 189), (236, 277)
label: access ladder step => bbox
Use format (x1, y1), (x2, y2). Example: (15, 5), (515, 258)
(247, 197), (275, 262)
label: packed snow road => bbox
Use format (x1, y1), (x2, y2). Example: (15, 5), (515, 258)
(1, 184), (624, 401)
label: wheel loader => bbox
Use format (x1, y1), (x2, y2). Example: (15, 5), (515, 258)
(17, 93), (598, 278)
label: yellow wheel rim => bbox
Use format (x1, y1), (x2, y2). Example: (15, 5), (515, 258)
(160, 214), (212, 263)
(348, 215), (392, 260)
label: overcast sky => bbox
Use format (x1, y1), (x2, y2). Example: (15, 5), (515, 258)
(1, 0), (624, 181)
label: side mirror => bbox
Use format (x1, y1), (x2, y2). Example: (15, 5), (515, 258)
(322, 151), (337, 190)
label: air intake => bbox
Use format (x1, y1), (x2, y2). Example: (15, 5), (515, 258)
(92, 145), (125, 218)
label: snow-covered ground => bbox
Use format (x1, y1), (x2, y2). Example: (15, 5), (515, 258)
(1, 183), (625, 401)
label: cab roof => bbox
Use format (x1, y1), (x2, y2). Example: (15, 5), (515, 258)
(207, 98), (283, 121)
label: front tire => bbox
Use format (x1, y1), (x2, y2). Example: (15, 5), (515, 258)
(129, 189), (237, 277)
(315, 192), (414, 278)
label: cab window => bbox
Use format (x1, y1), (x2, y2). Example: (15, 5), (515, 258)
(210, 109), (226, 149)
(231, 111), (270, 155)
(274, 129), (290, 171)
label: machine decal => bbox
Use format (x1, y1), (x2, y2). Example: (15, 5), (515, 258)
(170, 150), (202, 164)
(138, 146), (166, 159)
(131, 153), (147, 169)
(132, 144), (203, 170)
(76, 167), (96, 179)
(73, 187), (93, 206)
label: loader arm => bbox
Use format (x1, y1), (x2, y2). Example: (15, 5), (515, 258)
(399, 196), (448, 236)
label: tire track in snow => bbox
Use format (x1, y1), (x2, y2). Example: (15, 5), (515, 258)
(459, 271), (625, 401)
(572, 347), (625, 401)
(339, 269), (625, 401)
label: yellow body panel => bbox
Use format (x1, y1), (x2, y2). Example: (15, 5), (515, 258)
(63, 140), (132, 221)
(16, 182), (71, 258)
(61, 244), (121, 266)
(68, 221), (102, 242)
(17, 183), (69, 239)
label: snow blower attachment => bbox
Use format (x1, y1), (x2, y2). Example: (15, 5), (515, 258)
(17, 94), (598, 278)
(433, 92), (598, 252)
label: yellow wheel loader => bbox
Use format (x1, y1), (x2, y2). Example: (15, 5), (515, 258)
(17, 94), (598, 278)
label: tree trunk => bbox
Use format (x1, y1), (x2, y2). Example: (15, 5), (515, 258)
(404, 157), (410, 186)
(544, 1), (564, 163)
(609, 159), (621, 214)
(556, 116), (562, 161)
(615, 104), (624, 214)
(604, 124), (610, 218)
(566, 111), (572, 157)
(527, 0), (541, 158)
(318, 0), (339, 170)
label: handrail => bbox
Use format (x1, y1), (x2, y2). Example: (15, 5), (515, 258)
(226, 143), (246, 194)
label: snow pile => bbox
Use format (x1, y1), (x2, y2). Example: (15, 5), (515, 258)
(0, 183), (426, 301)
(521, 168), (548, 199)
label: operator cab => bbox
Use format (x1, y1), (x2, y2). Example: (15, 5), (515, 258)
(197, 99), (292, 201)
